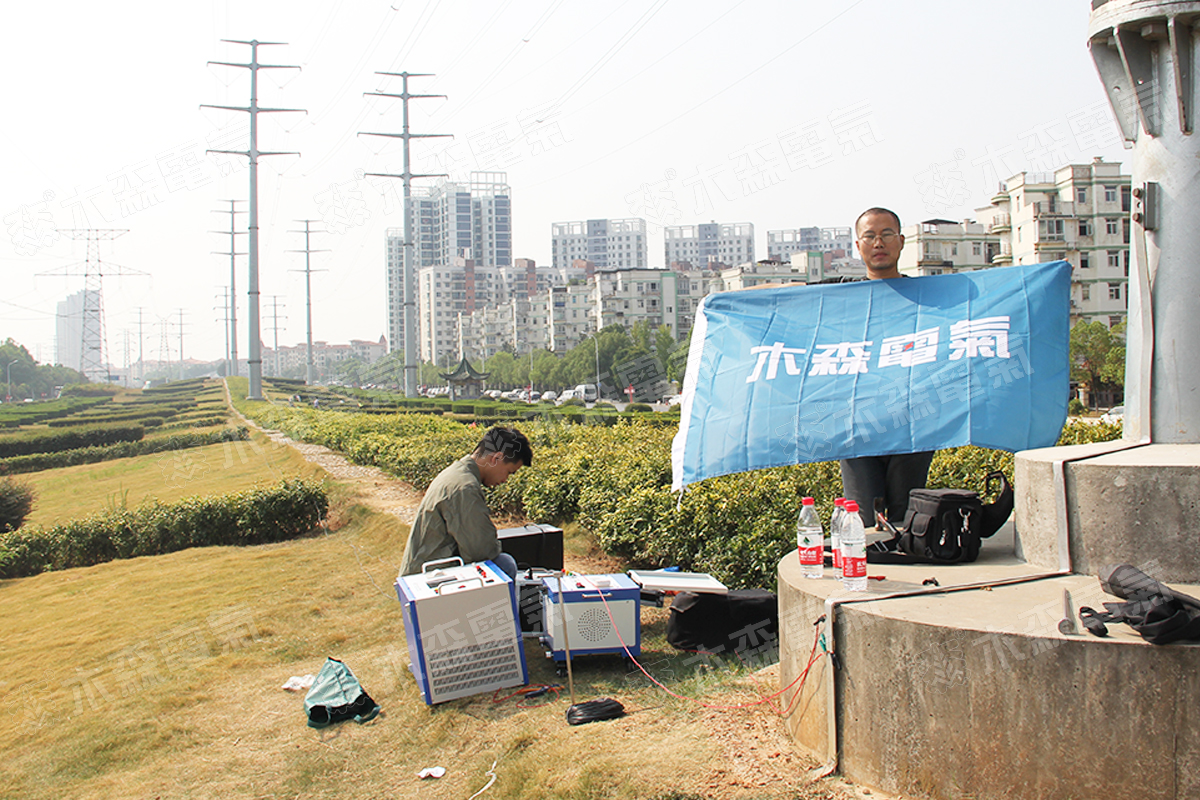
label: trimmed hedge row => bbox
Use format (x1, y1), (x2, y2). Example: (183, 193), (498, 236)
(0, 427), (249, 475)
(0, 423), (145, 458)
(0, 478), (329, 579)
(0, 397), (112, 428)
(47, 411), (174, 428)
(233, 381), (1124, 590)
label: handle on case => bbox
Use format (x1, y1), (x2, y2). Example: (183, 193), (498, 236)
(437, 577), (484, 595)
(422, 557), (464, 573)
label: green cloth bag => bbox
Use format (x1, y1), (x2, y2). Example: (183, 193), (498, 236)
(304, 657), (380, 729)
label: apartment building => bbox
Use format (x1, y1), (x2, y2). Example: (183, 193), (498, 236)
(897, 220), (1001, 276)
(977, 158), (1131, 326)
(386, 172), (511, 362)
(663, 222), (754, 269)
(767, 227), (854, 262)
(551, 218), (647, 270)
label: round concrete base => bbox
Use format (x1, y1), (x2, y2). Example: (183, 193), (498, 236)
(778, 548), (1200, 800)
(1014, 442), (1200, 583)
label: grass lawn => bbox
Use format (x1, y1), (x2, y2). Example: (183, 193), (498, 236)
(0, 500), (809, 800)
(0, 380), (826, 799)
(19, 429), (320, 528)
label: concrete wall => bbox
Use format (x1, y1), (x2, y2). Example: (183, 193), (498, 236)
(1015, 442), (1200, 583)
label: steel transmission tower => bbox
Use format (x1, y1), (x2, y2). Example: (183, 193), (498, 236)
(41, 229), (145, 383)
(211, 200), (246, 377)
(286, 220), (328, 385)
(202, 39), (304, 400)
(359, 72), (450, 397)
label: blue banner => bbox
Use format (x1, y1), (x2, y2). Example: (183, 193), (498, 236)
(671, 261), (1071, 491)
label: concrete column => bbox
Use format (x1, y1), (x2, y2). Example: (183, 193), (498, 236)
(1089, 1), (1200, 442)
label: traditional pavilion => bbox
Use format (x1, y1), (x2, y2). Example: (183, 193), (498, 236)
(440, 357), (489, 400)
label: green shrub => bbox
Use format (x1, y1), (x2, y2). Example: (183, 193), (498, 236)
(625, 403), (653, 413)
(0, 479), (328, 579)
(0, 476), (35, 532)
(1067, 399), (1086, 416)
(560, 397), (585, 407)
(0, 427), (249, 475)
(59, 384), (121, 398)
(0, 423), (145, 458)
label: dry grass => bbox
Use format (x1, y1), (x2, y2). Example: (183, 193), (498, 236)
(0, 386), (869, 800)
(19, 428), (320, 528)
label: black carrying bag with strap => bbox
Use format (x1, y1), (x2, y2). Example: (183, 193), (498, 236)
(1079, 564), (1200, 645)
(867, 470), (1013, 565)
(666, 590), (778, 655)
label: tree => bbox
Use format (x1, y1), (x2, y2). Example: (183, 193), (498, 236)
(0, 338), (86, 399)
(1070, 320), (1124, 407)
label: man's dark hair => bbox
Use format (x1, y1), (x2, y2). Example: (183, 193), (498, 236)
(855, 207), (902, 233)
(474, 426), (533, 467)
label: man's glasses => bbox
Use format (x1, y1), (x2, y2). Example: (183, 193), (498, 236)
(858, 231), (898, 244)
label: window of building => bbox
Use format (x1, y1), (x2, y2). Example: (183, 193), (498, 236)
(1108, 251), (1120, 268)
(1105, 218), (1119, 235)
(1104, 185), (1117, 203)
(1077, 187), (1087, 203)
(1080, 252), (1090, 269)
(1079, 220), (1091, 237)
(973, 242), (982, 256)
(1109, 283), (1121, 300)
(1082, 284), (1091, 301)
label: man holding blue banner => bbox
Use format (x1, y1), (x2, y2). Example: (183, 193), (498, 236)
(839, 207), (934, 527)
(669, 206), (1070, 503)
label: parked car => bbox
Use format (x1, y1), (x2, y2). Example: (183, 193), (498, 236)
(540, 390), (558, 402)
(1101, 405), (1124, 425)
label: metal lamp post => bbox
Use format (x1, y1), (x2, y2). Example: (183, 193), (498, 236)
(593, 334), (601, 401)
(6, 359), (18, 402)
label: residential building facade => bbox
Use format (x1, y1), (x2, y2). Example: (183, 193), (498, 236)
(551, 218), (647, 270)
(977, 158), (1131, 327)
(386, 172), (512, 362)
(767, 226), (853, 262)
(897, 220), (1001, 276)
(663, 222), (755, 269)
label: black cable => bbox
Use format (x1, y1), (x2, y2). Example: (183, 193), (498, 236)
(566, 697), (625, 726)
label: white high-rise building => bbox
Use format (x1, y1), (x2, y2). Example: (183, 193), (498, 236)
(55, 289), (100, 374)
(387, 172), (512, 361)
(767, 227), (853, 262)
(663, 222), (754, 268)
(551, 218), (647, 270)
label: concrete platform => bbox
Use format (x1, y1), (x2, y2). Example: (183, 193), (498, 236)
(1015, 442), (1200, 582)
(778, 522), (1200, 800)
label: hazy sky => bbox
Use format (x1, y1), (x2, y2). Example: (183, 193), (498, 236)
(2, 0), (1129, 366)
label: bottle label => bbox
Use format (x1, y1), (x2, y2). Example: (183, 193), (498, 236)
(832, 538), (843, 570)
(842, 539), (866, 579)
(798, 533), (822, 565)
(799, 544), (823, 566)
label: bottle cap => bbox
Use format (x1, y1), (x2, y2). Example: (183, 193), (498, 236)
(801, 496), (815, 505)
(845, 501), (859, 513)
(834, 497), (845, 506)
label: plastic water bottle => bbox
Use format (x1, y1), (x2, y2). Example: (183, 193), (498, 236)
(841, 501), (867, 591)
(830, 498), (846, 572)
(797, 497), (823, 579)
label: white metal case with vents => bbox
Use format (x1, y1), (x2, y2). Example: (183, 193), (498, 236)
(540, 573), (641, 664)
(395, 560), (528, 705)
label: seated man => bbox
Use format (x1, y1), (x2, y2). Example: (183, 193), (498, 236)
(399, 427), (532, 579)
